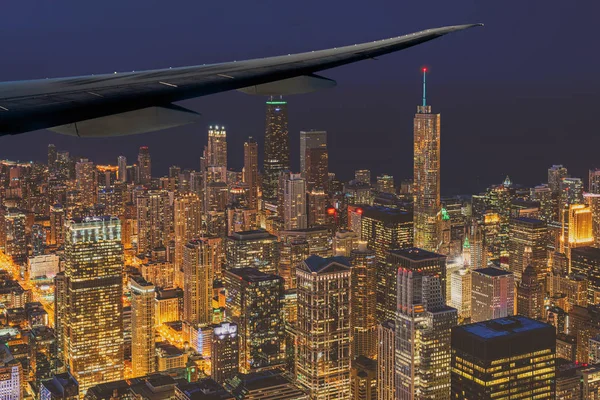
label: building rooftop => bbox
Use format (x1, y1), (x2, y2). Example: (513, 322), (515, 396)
(511, 216), (546, 225)
(458, 315), (551, 340)
(228, 229), (277, 241)
(360, 205), (412, 223)
(388, 247), (445, 261)
(303, 255), (351, 273)
(473, 267), (513, 277)
(226, 267), (280, 282)
(156, 287), (183, 300)
(571, 246), (600, 258)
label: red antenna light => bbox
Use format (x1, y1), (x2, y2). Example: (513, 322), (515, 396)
(422, 67), (428, 73)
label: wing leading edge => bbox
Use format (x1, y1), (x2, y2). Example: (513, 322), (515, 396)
(0, 23), (482, 137)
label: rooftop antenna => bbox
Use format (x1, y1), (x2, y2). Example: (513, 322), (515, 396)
(422, 67), (427, 107)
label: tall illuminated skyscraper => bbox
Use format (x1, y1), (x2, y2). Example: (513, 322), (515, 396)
(413, 68), (441, 252)
(508, 217), (548, 281)
(377, 320), (395, 400)
(136, 190), (172, 254)
(47, 144), (57, 172)
(0, 344), (22, 400)
(63, 216), (124, 395)
(137, 146), (151, 185)
(548, 164), (568, 193)
(471, 267), (514, 323)
(283, 173), (307, 230)
(207, 125), (228, 183)
(395, 269), (457, 399)
(183, 239), (214, 326)
(517, 265), (543, 319)
(223, 267), (285, 373)
(243, 137), (259, 210)
(211, 322), (239, 384)
(130, 276), (156, 378)
(376, 175), (395, 194)
(566, 204), (594, 256)
(174, 193), (202, 270)
(350, 243), (377, 359)
(263, 98), (289, 204)
(4, 209), (27, 265)
(296, 256), (352, 399)
(75, 158), (96, 208)
(117, 155), (127, 183)
(450, 268), (472, 320)
(305, 147), (329, 193)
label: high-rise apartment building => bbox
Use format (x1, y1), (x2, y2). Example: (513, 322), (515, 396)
(300, 130), (327, 175)
(48, 144), (57, 172)
(296, 256), (352, 400)
(471, 267), (514, 323)
(508, 217), (548, 280)
(263, 99), (289, 204)
(376, 175), (394, 194)
(517, 265), (543, 319)
(283, 173), (307, 230)
(354, 170), (371, 185)
(130, 276), (156, 378)
(413, 69), (441, 252)
(224, 230), (279, 275)
(395, 269), (457, 399)
(117, 155), (127, 183)
(451, 316), (556, 399)
(585, 193), (600, 247)
(590, 168), (600, 194)
(75, 158), (96, 208)
(381, 248), (446, 322)
(211, 322), (239, 384)
(137, 146), (151, 185)
(0, 344), (22, 400)
(136, 190), (172, 254)
(349, 243), (377, 359)
(183, 239), (214, 326)
(549, 164), (568, 193)
(571, 246), (600, 304)
(174, 193), (202, 270)
(4, 209), (27, 265)
(377, 320), (395, 400)
(62, 216), (124, 395)
(359, 205), (413, 264)
(305, 147), (329, 193)
(350, 356), (376, 400)
(223, 267), (285, 373)
(243, 137), (259, 210)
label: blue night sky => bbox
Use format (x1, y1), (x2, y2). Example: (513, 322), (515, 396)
(0, 1), (598, 194)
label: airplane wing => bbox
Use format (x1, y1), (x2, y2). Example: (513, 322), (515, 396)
(0, 23), (482, 137)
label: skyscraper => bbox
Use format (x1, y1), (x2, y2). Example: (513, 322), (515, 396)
(211, 321), (239, 384)
(451, 316), (556, 399)
(471, 267), (515, 323)
(223, 267), (285, 373)
(508, 217), (547, 281)
(590, 168), (600, 194)
(571, 246), (600, 304)
(296, 256), (352, 399)
(376, 174), (394, 194)
(48, 144), (57, 173)
(62, 216), (124, 395)
(207, 125), (228, 183)
(183, 239), (214, 326)
(243, 137), (259, 210)
(0, 344), (22, 400)
(117, 156), (127, 183)
(349, 243), (377, 359)
(224, 229), (279, 274)
(75, 158), (96, 208)
(381, 247), (446, 322)
(174, 193), (202, 270)
(517, 265), (543, 319)
(450, 268), (472, 320)
(263, 98), (289, 204)
(137, 146), (151, 185)
(566, 204), (594, 256)
(354, 170), (371, 185)
(548, 164), (568, 193)
(283, 173), (307, 230)
(413, 68), (441, 252)
(350, 356), (377, 400)
(130, 276), (156, 378)
(395, 269), (457, 399)
(299, 130), (327, 175)
(136, 190), (172, 254)
(305, 147), (329, 193)
(377, 320), (395, 400)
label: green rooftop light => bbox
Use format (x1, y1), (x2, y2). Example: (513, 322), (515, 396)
(266, 101), (287, 105)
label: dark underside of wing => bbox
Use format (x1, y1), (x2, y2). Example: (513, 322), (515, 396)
(0, 23), (482, 137)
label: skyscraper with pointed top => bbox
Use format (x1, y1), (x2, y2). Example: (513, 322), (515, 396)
(263, 97), (289, 205)
(413, 68), (441, 252)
